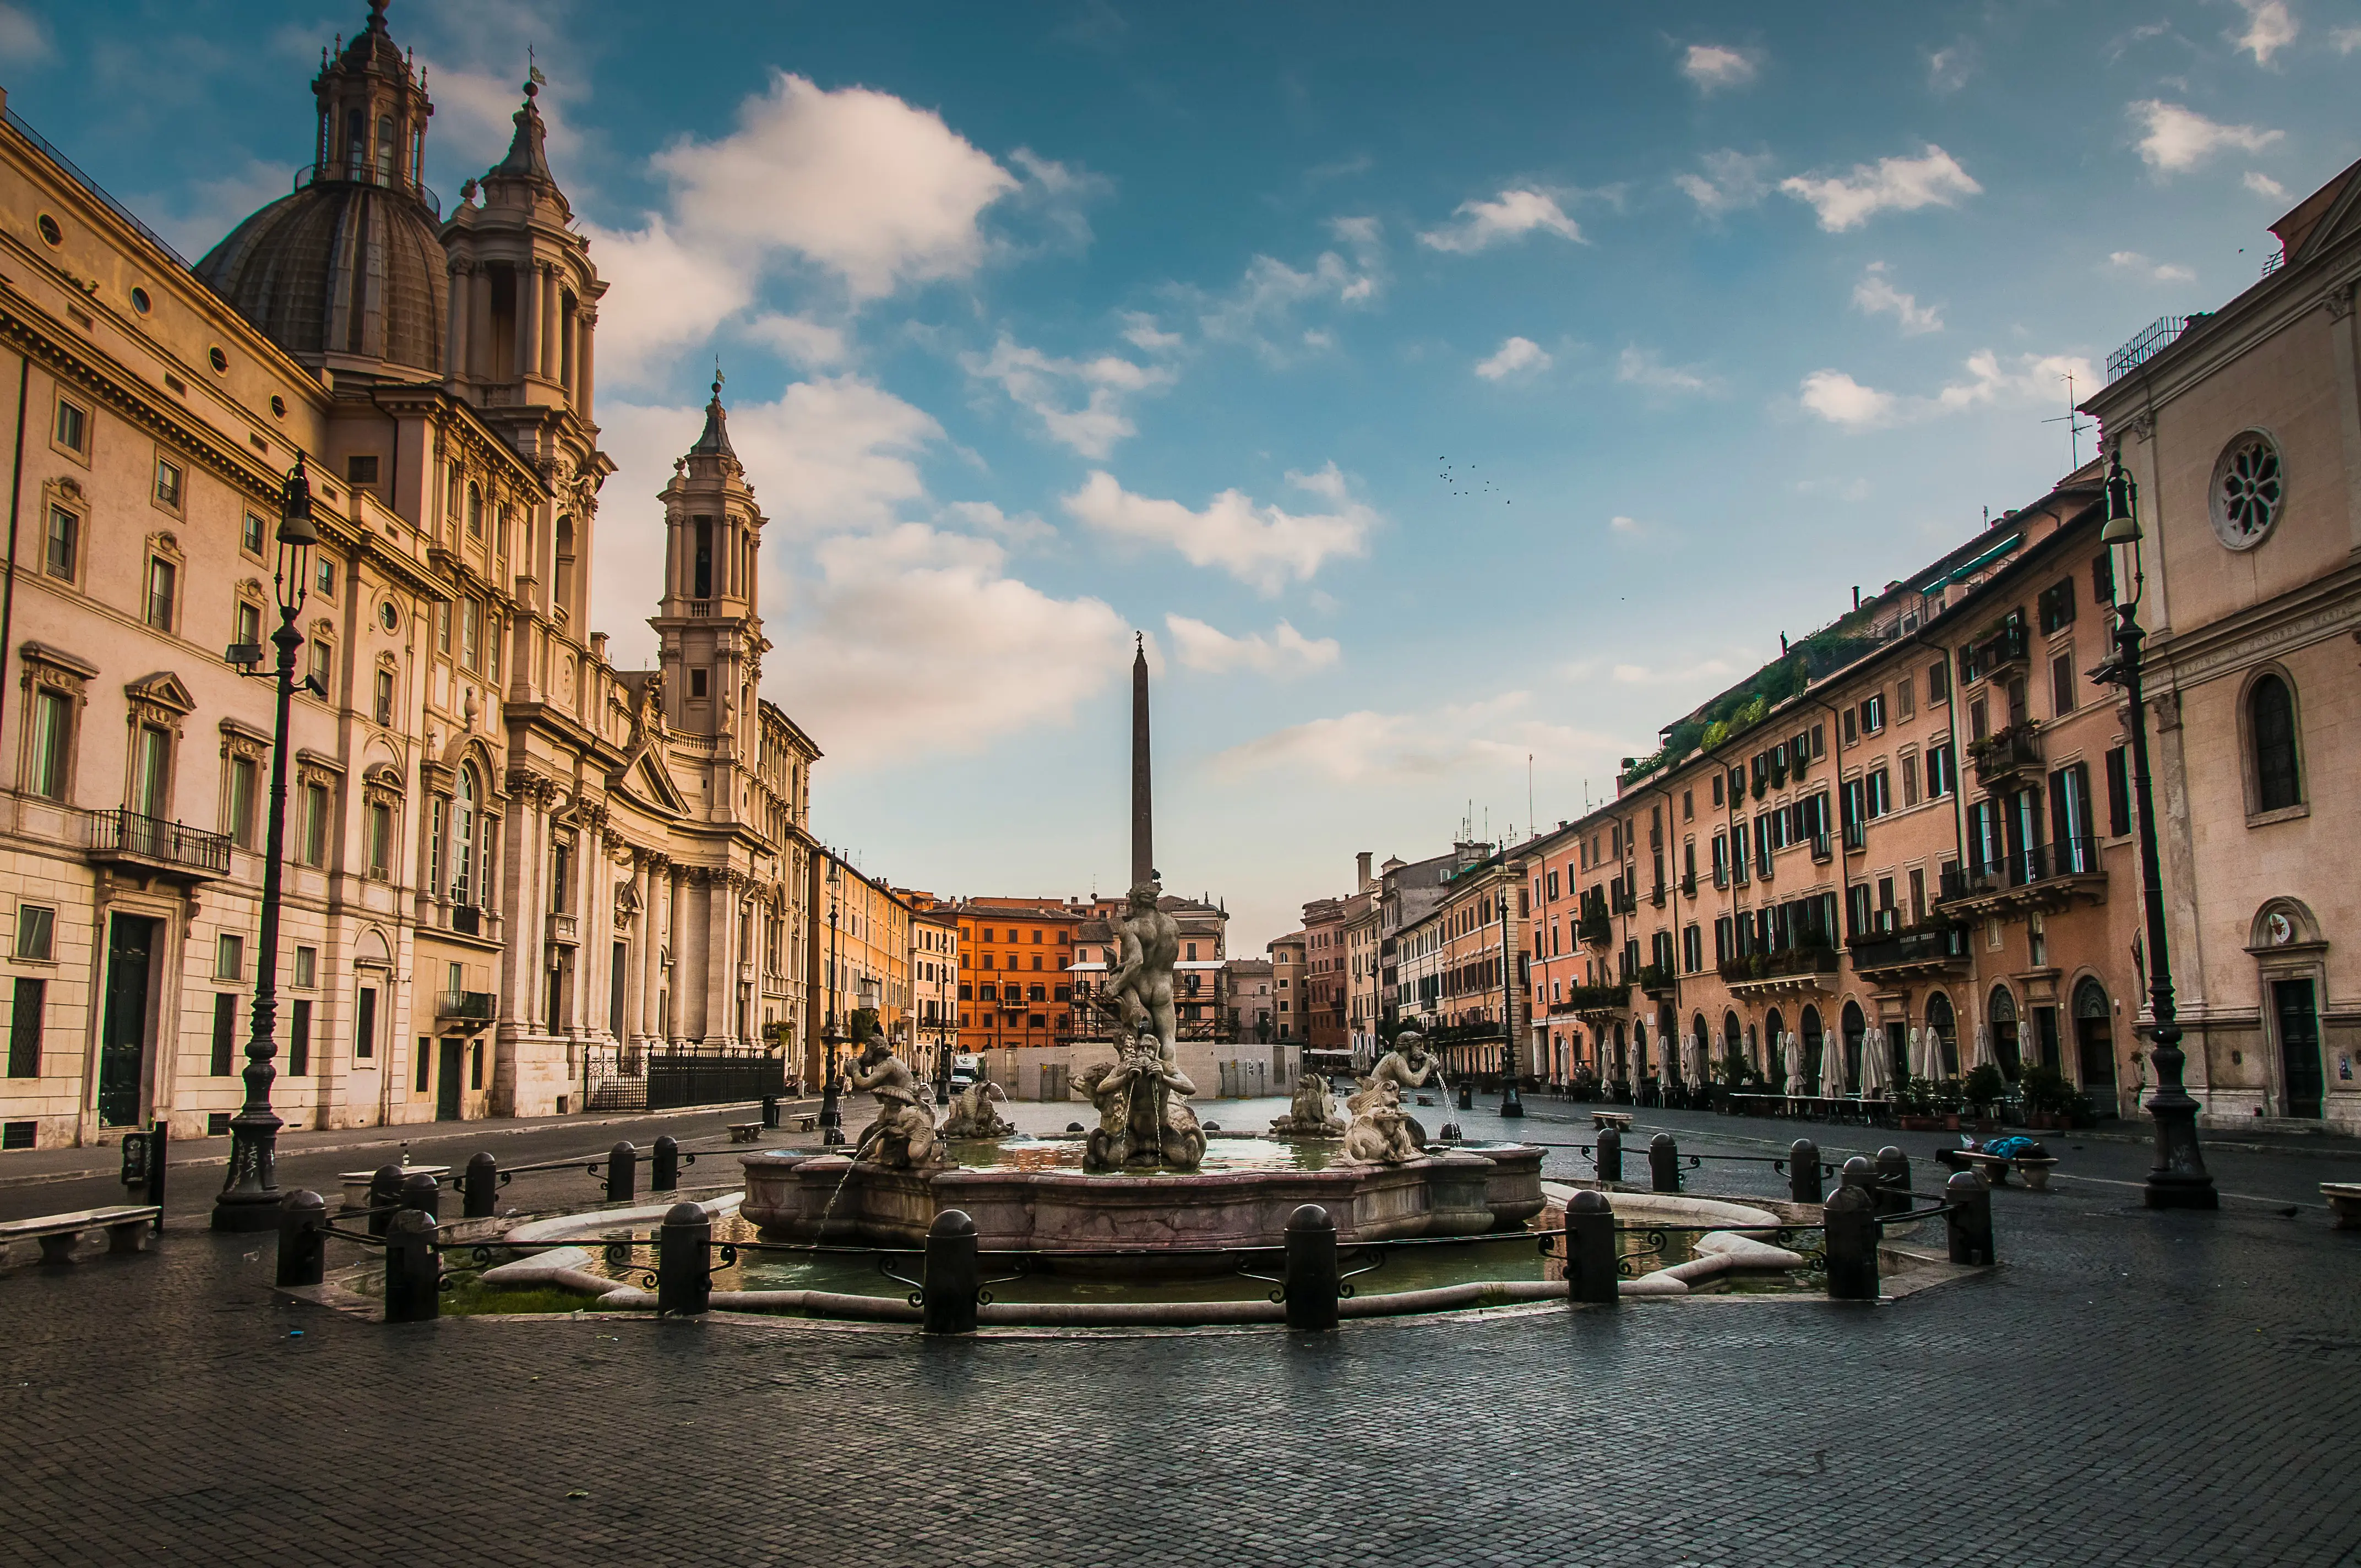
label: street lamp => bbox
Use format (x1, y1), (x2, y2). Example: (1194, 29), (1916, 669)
(1498, 877), (1522, 1118)
(819, 863), (844, 1145)
(211, 455), (321, 1231)
(2095, 446), (2217, 1210)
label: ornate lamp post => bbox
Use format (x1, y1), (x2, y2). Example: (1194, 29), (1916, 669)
(1498, 877), (1522, 1117)
(2095, 447), (2217, 1210)
(819, 862), (844, 1145)
(211, 456), (320, 1231)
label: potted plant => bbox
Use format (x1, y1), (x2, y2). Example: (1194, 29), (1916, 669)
(2018, 1064), (2074, 1129)
(1896, 1075), (1944, 1130)
(1933, 1076), (1966, 1130)
(1963, 1064), (2007, 1131)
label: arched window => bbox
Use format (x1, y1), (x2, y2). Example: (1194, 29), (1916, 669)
(1988, 985), (2020, 1079)
(1926, 992), (1958, 1078)
(451, 765), (477, 905)
(1840, 1001), (1867, 1094)
(2251, 673), (2301, 812)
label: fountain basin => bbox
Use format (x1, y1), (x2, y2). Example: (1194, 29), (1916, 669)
(741, 1142), (1544, 1269)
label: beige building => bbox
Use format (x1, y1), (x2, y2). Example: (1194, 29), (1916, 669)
(807, 853), (912, 1081)
(1225, 956), (1275, 1042)
(2084, 155), (2361, 1132)
(1267, 930), (1305, 1043)
(0, 10), (819, 1149)
(907, 895), (959, 1082)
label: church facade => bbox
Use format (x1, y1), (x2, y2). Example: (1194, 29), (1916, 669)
(0, 3), (818, 1149)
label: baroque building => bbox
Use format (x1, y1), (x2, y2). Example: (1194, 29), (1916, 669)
(0, 2), (818, 1149)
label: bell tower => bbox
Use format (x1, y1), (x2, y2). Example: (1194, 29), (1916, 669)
(651, 378), (768, 770)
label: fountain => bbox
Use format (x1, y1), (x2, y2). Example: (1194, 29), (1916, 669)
(740, 638), (1546, 1265)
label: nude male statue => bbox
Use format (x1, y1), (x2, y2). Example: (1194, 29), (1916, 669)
(1104, 879), (1182, 1063)
(1369, 1027), (1443, 1096)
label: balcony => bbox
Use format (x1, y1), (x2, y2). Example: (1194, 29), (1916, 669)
(1650, 883), (1666, 909)
(1578, 913), (1612, 946)
(1557, 983), (1630, 1016)
(1849, 924), (1970, 981)
(1718, 945), (1839, 999)
(546, 912), (579, 948)
(1969, 724), (2043, 790)
(1810, 834), (1834, 863)
(1637, 963), (1674, 1000)
(1938, 837), (2107, 916)
(88, 809), (230, 882)
(436, 990), (496, 1030)
(1961, 618), (2030, 685)
(1680, 873), (1697, 900)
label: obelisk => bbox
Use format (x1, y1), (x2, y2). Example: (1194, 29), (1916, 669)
(1131, 633), (1153, 889)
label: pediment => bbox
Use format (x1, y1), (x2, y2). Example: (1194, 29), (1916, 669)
(611, 748), (689, 818)
(125, 671), (196, 715)
(2276, 156), (2361, 267)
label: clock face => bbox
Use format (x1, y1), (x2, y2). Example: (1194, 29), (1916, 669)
(2266, 912), (2294, 946)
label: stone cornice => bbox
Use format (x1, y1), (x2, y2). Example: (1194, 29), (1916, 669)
(2147, 561), (2361, 693)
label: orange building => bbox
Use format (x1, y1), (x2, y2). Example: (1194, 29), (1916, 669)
(956, 899), (1080, 1051)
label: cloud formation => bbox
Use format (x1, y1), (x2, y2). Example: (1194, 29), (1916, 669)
(1798, 350), (2097, 430)
(1164, 615), (1341, 676)
(1615, 346), (1720, 396)
(961, 335), (1175, 458)
(1186, 220), (1383, 361)
(1675, 149), (1774, 216)
(2129, 101), (2282, 174)
(1680, 43), (1760, 92)
(1062, 465), (1377, 593)
(0, 3), (50, 60)
(2230, 0), (2297, 64)
(1475, 336), (1552, 380)
(2243, 171), (2287, 200)
(1851, 262), (1943, 334)
(2107, 250), (2196, 284)
(1418, 189), (1585, 253)
(1212, 692), (1615, 785)
(1780, 145), (1981, 231)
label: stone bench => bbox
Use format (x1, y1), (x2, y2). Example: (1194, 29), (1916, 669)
(1592, 1112), (1634, 1133)
(727, 1123), (762, 1144)
(1937, 1147), (2058, 1191)
(2324, 1183), (2361, 1231)
(0, 1205), (161, 1264)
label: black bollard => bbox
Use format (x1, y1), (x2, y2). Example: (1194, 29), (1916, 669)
(657, 1201), (712, 1315)
(1874, 1146), (1911, 1219)
(1840, 1155), (1878, 1204)
(1649, 1132), (1681, 1194)
(384, 1208), (441, 1322)
(276, 1189), (327, 1287)
(367, 1163), (403, 1237)
(1594, 1126), (1623, 1185)
(1943, 1169), (1995, 1266)
(1564, 1189), (1619, 1305)
(1823, 1184), (1879, 1302)
(461, 1153), (499, 1219)
(605, 1141), (637, 1204)
(652, 1135), (681, 1194)
(1282, 1204), (1340, 1332)
(1787, 1139), (1824, 1204)
(399, 1170), (440, 1222)
(1456, 1081), (1473, 1110)
(761, 1095), (780, 1130)
(922, 1208), (980, 1335)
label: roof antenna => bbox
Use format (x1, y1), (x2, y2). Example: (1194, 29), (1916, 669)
(2043, 373), (2091, 471)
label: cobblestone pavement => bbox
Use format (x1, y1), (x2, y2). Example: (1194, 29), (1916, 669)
(2, 1099), (2357, 1567)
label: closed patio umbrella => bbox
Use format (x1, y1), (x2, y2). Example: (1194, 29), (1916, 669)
(1783, 1031), (1805, 1096)
(1908, 1026), (1932, 1082)
(1859, 1027), (1892, 1097)
(1968, 1024), (1995, 1074)
(1688, 1031), (1710, 1086)
(1821, 1035), (1847, 1099)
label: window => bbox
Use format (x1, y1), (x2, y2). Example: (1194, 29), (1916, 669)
(227, 754), (259, 849)
(1865, 768), (1891, 819)
(315, 556), (338, 597)
(7, 978), (41, 1077)
(2250, 673), (2302, 813)
(309, 637), (334, 698)
(53, 398), (89, 455)
(366, 799), (392, 879)
(1926, 744), (1956, 799)
(211, 993), (240, 1076)
(294, 945), (318, 989)
(1909, 868), (1927, 924)
(132, 723), (171, 819)
(374, 667), (395, 725)
(355, 986), (376, 1059)
(689, 668), (709, 699)
(1902, 752), (1921, 808)
(467, 483), (483, 539)
(17, 905), (54, 962)
(1929, 659), (1950, 704)
(346, 455), (379, 487)
(154, 458), (183, 509)
(1842, 708), (1858, 746)
(2211, 430), (2283, 551)
(451, 768), (477, 903)
(2104, 747), (2131, 836)
(242, 510), (266, 554)
(298, 782), (330, 868)
(289, 1000), (312, 1077)
(2038, 580), (2076, 634)
(2050, 651), (2075, 717)
(460, 598), (480, 672)
(235, 600), (263, 650)
(1711, 773), (1724, 807)
(1861, 693), (1885, 735)
(26, 688), (71, 800)
(144, 556), (177, 630)
(44, 506), (77, 581)
(1897, 678), (1914, 721)
(216, 932), (245, 981)
(436, 601), (451, 657)
(2091, 551), (2115, 607)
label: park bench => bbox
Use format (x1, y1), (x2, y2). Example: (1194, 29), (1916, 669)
(1592, 1111), (1634, 1133)
(1936, 1146), (2058, 1191)
(2323, 1183), (2361, 1231)
(0, 1205), (162, 1264)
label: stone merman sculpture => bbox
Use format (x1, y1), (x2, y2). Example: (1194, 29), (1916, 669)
(1270, 1070), (1347, 1139)
(940, 1081), (1016, 1140)
(1072, 1000), (1205, 1172)
(1341, 1076), (1422, 1164)
(849, 1036), (939, 1170)
(1369, 1028), (1443, 1098)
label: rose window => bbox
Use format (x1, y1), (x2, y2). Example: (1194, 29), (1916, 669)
(2211, 432), (2282, 550)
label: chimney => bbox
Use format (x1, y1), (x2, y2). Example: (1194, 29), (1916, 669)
(1356, 850), (1373, 889)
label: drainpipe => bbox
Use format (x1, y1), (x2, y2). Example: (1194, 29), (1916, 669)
(0, 352), (29, 757)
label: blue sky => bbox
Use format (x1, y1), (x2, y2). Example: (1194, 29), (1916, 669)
(10, 0), (2357, 947)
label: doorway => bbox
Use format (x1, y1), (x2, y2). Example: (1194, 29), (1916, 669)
(1989, 987), (2021, 1080)
(2274, 979), (2324, 1119)
(97, 915), (159, 1128)
(436, 1037), (464, 1120)
(2074, 980), (2117, 1115)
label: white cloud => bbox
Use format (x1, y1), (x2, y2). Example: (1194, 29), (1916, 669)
(1418, 189), (1585, 253)
(1062, 465), (1376, 593)
(1212, 692), (1615, 785)
(1851, 262), (1944, 334)
(961, 335), (1175, 458)
(2335, 25), (2361, 54)
(1474, 336), (1552, 380)
(2129, 101), (2283, 173)
(145, 157), (290, 258)
(1120, 311), (1184, 352)
(2243, 170), (2288, 199)
(1680, 43), (1760, 92)
(1927, 41), (1977, 92)
(1798, 369), (1900, 428)
(772, 525), (1128, 766)
(0, 2), (52, 61)
(1798, 350), (2097, 430)
(1163, 614), (1341, 676)
(744, 313), (852, 369)
(2107, 249), (2197, 283)
(1608, 515), (1649, 536)
(1780, 145), (1981, 231)
(1185, 226), (1383, 361)
(938, 500), (1053, 546)
(1675, 149), (1774, 216)
(2231, 0), (2298, 64)
(425, 63), (586, 176)
(1615, 346), (1720, 396)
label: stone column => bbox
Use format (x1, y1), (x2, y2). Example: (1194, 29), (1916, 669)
(518, 262), (540, 385)
(578, 307), (596, 423)
(665, 867), (686, 1045)
(541, 264), (562, 381)
(705, 873), (740, 1048)
(470, 267), (492, 380)
(445, 258), (470, 380)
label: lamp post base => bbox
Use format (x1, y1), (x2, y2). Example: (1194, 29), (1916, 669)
(210, 1190), (285, 1231)
(2144, 1090), (2217, 1210)
(1499, 1084), (1524, 1118)
(2142, 1172), (2219, 1210)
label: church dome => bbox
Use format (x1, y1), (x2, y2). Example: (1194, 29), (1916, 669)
(194, 0), (446, 378)
(197, 179), (447, 375)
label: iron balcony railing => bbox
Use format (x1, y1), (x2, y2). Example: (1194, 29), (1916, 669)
(291, 161), (442, 219)
(437, 990), (496, 1021)
(1849, 925), (1970, 971)
(1558, 983), (1629, 1012)
(1969, 724), (2044, 788)
(6, 106), (195, 268)
(89, 809), (231, 874)
(1941, 837), (2105, 900)
(1717, 946), (1840, 984)
(2107, 315), (2194, 382)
